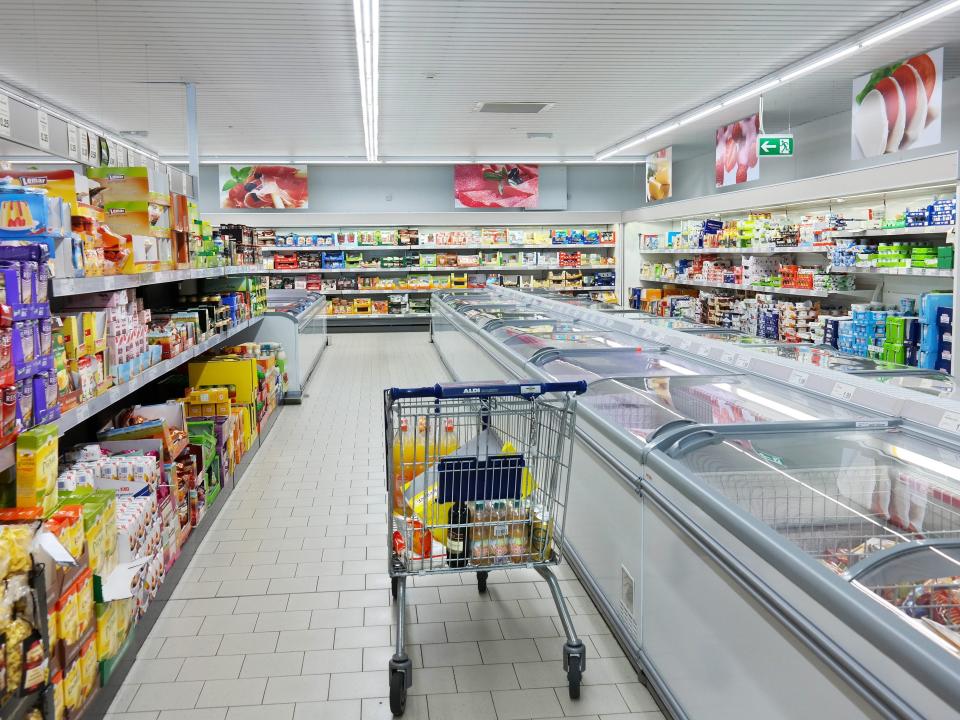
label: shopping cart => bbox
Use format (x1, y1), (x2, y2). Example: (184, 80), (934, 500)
(384, 380), (587, 715)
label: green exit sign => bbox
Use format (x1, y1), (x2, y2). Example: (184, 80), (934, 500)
(758, 134), (794, 157)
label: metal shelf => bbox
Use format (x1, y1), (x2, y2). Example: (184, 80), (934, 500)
(830, 267), (953, 277)
(637, 276), (855, 298)
(53, 316), (263, 437)
(326, 312), (434, 321)
(825, 226), (953, 239)
(51, 266), (262, 297)
(257, 243), (616, 252)
(263, 264), (613, 274)
(639, 246), (832, 255)
(0, 690), (41, 720)
(321, 286), (615, 296)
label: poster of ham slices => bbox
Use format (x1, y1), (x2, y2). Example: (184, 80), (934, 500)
(454, 164), (539, 208)
(852, 47), (943, 160)
(220, 165), (309, 209)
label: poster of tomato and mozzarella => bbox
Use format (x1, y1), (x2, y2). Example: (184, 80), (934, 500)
(852, 47), (943, 160)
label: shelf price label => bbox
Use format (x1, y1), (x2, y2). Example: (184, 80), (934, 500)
(831, 382), (856, 401)
(66, 124), (79, 159)
(758, 134), (794, 157)
(938, 411), (960, 434)
(788, 370), (809, 387)
(721, 351), (735, 365)
(37, 110), (50, 150)
(0, 94), (10, 138)
(735, 355), (751, 369)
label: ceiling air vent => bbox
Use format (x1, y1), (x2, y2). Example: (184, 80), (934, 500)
(475, 102), (554, 114)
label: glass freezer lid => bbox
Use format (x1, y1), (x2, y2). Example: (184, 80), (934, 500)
(661, 426), (960, 574)
(680, 331), (781, 346)
(865, 371), (959, 398)
(500, 329), (643, 359)
(756, 345), (911, 372)
(534, 347), (723, 382)
(626, 317), (709, 330)
(580, 373), (869, 443)
(489, 321), (603, 339)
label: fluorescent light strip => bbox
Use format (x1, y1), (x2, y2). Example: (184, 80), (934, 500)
(353, 0), (379, 162)
(595, 0), (960, 160)
(861, 0), (960, 47)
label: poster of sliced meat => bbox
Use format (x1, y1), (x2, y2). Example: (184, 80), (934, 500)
(454, 164), (539, 208)
(715, 114), (760, 188)
(220, 165), (309, 209)
(852, 47), (943, 160)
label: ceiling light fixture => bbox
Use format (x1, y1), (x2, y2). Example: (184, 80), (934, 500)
(352, 0), (379, 162)
(595, 0), (960, 160)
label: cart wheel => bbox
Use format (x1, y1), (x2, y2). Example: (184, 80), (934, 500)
(564, 640), (585, 700)
(477, 571), (488, 594)
(566, 657), (582, 699)
(390, 669), (407, 716)
(391, 576), (399, 601)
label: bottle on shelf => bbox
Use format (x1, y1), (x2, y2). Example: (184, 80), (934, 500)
(490, 501), (510, 565)
(509, 500), (531, 563)
(446, 501), (470, 568)
(471, 502), (490, 566)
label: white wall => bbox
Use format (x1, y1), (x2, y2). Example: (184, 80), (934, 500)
(198, 163), (644, 215)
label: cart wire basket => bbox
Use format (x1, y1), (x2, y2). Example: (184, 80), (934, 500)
(384, 380), (587, 715)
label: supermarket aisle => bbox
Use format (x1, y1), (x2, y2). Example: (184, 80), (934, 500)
(106, 333), (663, 720)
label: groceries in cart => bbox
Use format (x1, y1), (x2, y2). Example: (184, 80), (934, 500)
(390, 412), (554, 569)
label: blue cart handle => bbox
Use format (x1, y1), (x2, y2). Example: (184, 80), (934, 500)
(389, 380), (587, 400)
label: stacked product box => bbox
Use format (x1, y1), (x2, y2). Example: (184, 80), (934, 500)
(881, 316), (921, 365)
(918, 292), (953, 371)
(849, 306), (892, 358)
(759, 307), (780, 340)
(59, 289), (160, 391)
(0, 199), (60, 439)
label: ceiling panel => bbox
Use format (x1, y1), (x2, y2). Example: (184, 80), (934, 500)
(379, 0), (925, 158)
(0, 0), (953, 162)
(0, 0), (363, 157)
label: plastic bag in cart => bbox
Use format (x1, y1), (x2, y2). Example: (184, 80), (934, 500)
(401, 427), (536, 546)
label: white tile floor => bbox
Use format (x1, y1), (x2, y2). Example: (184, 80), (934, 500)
(106, 333), (664, 720)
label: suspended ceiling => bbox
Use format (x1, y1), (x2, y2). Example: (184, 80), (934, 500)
(0, 0), (954, 162)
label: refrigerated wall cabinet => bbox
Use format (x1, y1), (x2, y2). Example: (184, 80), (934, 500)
(431, 287), (960, 720)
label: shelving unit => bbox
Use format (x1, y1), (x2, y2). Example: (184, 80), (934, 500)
(259, 242), (614, 251)
(51, 265), (262, 296)
(262, 264), (612, 274)
(637, 246), (832, 255)
(635, 276), (858, 298)
(623, 155), (960, 376)
(245, 225), (621, 326)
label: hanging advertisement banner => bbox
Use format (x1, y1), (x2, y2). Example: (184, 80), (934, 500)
(852, 47), (943, 160)
(219, 165), (309, 209)
(454, 164), (539, 208)
(645, 146), (672, 202)
(715, 114), (760, 187)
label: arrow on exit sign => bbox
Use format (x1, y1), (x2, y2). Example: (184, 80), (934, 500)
(758, 134), (794, 157)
